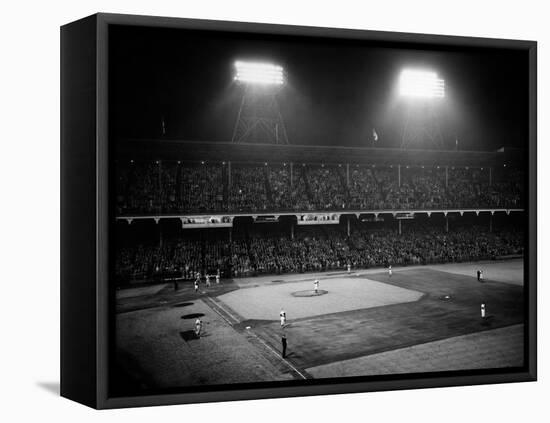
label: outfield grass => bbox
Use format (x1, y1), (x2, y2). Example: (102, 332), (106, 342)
(306, 324), (524, 377)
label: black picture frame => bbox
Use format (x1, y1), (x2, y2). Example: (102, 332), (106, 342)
(61, 12), (537, 409)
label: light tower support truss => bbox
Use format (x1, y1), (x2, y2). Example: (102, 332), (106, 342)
(401, 103), (445, 149)
(231, 61), (289, 145)
(232, 87), (289, 144)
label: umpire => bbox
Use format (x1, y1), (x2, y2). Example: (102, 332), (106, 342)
(281, 334), (287, 358)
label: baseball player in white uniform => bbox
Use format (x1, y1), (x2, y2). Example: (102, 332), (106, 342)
(280, 309), (287, 327)
(195, 318), (202, 337)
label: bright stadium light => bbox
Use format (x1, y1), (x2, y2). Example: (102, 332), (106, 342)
(399, 69), (445, 98)
(234, 61), (284, 85)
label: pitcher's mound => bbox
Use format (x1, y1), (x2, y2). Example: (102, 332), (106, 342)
(292, 289), (328, 297)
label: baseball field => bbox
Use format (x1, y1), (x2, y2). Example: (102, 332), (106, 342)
(114, 259), (524, 393)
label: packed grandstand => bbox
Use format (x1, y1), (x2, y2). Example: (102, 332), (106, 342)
(115, 221), (523, 283)
(113, 140), (525, 285)
(115, 160), (523, 215)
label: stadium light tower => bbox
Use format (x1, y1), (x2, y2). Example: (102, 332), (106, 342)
(398, 69), (446, 149)
(231, 61), (289, 145)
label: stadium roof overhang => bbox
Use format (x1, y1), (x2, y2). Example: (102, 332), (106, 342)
(115, 139), (525, 168)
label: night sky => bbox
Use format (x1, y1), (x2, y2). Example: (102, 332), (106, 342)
(109, 25), (529, 151)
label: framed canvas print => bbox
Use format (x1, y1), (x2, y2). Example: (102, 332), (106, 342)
(61, 13), (537, 409)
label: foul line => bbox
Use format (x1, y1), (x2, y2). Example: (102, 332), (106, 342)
(203, 297), (237, 327)
(209, 303), (234, 326)
(246, 330), (308, 380)
(210, 298), (241, 324)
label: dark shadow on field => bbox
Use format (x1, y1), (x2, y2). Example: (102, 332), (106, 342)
(481, 315), (496, 327)
(181, 313), (205, 319)
(116, 280), (240, 314)
(180, 330), (211, 341)
(180, 330), (199, 341)
(36, 381), (59, 396)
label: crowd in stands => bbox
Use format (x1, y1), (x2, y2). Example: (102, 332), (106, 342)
(116, 161), (226, 214)
(346, 224), (522, 268)
(384, 167), (448, 210)
(115, 222), (523, 284)
(116, 239), (203, 282)
(268, 165), (294, 210)
(229, 166), (269, 212)
(306, 166), (348, 210)
(115, 160), (524, 215)
(348, 167), (383, 209)
(116, 161), (161, 214)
